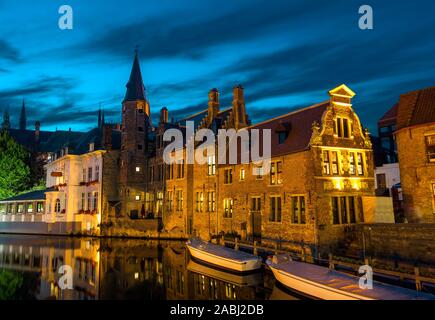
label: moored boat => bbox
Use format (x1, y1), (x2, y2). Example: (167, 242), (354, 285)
(266, 255), (435, 300)
(186, 238), (262, 273)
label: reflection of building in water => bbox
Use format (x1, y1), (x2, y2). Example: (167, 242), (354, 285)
(98, 239), (165, 300)
(0, 237), (274, 300)
(0, 236), (99, 300)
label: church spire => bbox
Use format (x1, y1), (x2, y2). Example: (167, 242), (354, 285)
(124, 49), (146, 102)
(19, 99), (27, 130)
(98, 103), (102, 128)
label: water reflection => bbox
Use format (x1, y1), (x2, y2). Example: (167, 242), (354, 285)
(0, 235), (295, 300)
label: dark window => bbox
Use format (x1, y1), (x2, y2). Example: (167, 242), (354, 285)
(278, 132), (287, 144)
(269, 196), (282, 222)
(137, 144), (143, 150)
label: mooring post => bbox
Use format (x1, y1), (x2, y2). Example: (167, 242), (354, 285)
(253, 241), (258, 256)
(414, 266), (422, 291)
(235, 237), (239, 251)
(328, 253), (334, 270)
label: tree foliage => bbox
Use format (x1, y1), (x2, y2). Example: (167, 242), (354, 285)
(0, 130), (31, 199)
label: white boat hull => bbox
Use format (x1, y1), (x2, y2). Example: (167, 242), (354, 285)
(269, 264), (370, 300)
(187, 244), (262, 273)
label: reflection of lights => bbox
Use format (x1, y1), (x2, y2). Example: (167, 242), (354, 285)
(134, 272), (139, 279)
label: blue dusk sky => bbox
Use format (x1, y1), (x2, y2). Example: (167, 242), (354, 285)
(0, 0), (434, 133)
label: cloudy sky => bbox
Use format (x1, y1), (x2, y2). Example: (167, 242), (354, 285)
(0, 0), (434, 133)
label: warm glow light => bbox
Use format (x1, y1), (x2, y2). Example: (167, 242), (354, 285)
(333, 178), (342, 190)
(353, 181), (360, 190)
(135, 195), (140, 201)
(135, 166), (140, 172)
(134, 272), (139, 279)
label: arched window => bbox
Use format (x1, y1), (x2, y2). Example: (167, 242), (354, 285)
(55, 199), (61, 213)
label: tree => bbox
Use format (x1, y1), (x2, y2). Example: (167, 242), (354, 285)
(0, 130), (31, 199)
(1, 109), (10, 130)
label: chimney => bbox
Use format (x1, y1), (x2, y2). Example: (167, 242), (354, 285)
(232, 84), (247, 129)
(35, 121), (40, 143)
(103, 125), (113, 150)
(208, 88), (219, 124)
(160, 107), (168, 124)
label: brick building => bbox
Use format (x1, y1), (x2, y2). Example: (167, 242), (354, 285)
(395, 86), (435, 223)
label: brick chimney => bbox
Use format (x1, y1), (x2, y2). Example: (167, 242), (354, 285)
(208, 88), (219, 125)
(103, 125), (113, 150)
(232, 84), (247, 129)
(160, 106), (168, 124)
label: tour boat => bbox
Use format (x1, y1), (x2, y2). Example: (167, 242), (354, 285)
(266, 255), (435, 300)
(186, 238), (262, 273)
(187, 259), (263, 287)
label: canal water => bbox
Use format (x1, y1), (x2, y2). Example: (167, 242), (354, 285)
(0, 234), (299, 300)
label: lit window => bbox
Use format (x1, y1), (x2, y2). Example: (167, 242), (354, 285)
(223, 198), (233, 218)
(335, 117), (351, 138)
(425, 135), (435, 162)
(239, 168), (245, 181)
(136, 166), (140, 172)
(224, 169), (233, 184)
(208, 191), (216, 212)
(270, 161), (282, 185)
(135, 194), (141, 201)
(207, 155), (216, 176)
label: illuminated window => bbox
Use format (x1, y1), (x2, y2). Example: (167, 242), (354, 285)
(269, 196), (282, 222)
(239, 168), (245, 181)
(322, 151), (330, 175)
(357, 153), (364, 175)
(224, 169), (233, 184)
(335, 117), (351, 138)
(425, 135), (435, 162)
(156, 192), (163, 214)
(135, 194), (141, 201)
(166, 191), (173, 211)
(135, 166), (140, 172)
(349, 153), (356, 175)
(176, 190), (183, 211)
(255, 166), (264, 179)
(291, 196), (306, 224)
(270, 161), (282, 185)
(223, 198), (233, 218)
(195, 192), (204, 212)
(208, 191), (216, 212)
(207, 155), (216, 176)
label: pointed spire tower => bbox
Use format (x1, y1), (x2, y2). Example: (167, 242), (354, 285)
(119, 49), (149, 217)
(19, 99), (27, 130)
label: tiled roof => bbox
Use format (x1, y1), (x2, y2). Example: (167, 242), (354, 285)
(396, 86), (435, 130)
(250, 101), (329, 157)
(378, 103), (398, 127)
(0, 188), (51, 202)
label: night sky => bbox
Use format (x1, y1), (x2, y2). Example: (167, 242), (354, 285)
(0, 0), (434, 133)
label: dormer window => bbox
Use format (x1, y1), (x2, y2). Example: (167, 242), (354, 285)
(334, 117), (351, 138)
(89, 142), (95, 152)
(276, 121), (290, 144)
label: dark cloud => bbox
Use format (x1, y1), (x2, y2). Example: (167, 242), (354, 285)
(0, 39), (20, 62)
(67, 0), (335, 61)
